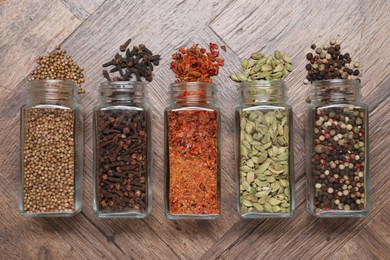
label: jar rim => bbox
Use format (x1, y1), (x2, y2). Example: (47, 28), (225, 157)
(100, 81), (147, 89)
(170, 81), (217, 88)
(29, 79), (78, 90)
(311, 79), (361, 86)
(238, 79), (284, 86)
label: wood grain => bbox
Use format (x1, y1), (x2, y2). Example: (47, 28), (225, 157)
(0, 0), (389, 259)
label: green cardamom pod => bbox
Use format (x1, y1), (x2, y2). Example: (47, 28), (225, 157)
(274, 64), (284, 73)
(274, 50), (282, 59)
(261, 64), (272, 72)
(284, 63), (293, 72)
(282, 54), (292, 64)
(251, 52), (264, 60)
(256, 57), (267, 65)
(266, 55), (273, 65)
(241, 58), (250, 70)
(230, 74), (240, 82)
(271, 72), (283, 79)
(236, 72), (248, 81)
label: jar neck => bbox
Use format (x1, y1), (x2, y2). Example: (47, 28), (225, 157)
(239, 80), (287, 105)
(99, 81), (146, 106)
(170, 82), (217, 107)
(310, 79), (362, 104)
(28, 80), (78, 106)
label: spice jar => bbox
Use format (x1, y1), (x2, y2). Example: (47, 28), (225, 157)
(93, 82), (152, 218)
(236, 80), (295, 218)
(20, 80), (83, 217)
(164, 82), (221, 219)
(306, 79), (369, 217)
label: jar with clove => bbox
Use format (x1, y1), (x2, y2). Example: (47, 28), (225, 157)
(306, 79), (370, 217)
(236, 80), (295, 218)
(164, 82), (221, 219)
(93, 81), (152, 218)
(20, 80), (83, 217)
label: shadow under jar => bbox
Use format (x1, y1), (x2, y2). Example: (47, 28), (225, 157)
(20, 80), (83, 217)
(93, 82), (152, 218)
(164, 82), (221, 220)
(306, 79), (369, 217)
(236, 80), (295, 218)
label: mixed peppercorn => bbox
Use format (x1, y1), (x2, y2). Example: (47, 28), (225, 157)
(304, 38), (360, 84)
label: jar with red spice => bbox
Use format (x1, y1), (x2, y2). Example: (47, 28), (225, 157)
(236, 79), (295, 218)
(306, 79), (369, 217)
(164, 82), (221, 219)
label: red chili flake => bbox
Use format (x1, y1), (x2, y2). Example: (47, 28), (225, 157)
(170, 43), (224, 83)
(167, 109), (219, 215)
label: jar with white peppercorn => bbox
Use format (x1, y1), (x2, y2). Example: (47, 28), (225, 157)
(20, 80), (83, 217)
(236, 80), (295, 218)
(306, 79), (369, 217)
(93, 82), (152, 218)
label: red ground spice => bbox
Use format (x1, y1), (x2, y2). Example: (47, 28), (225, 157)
(167, 109), (219, 215)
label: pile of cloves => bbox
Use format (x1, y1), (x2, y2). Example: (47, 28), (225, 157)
(102, 38), (161, 82)
(96, 109), (148, 212)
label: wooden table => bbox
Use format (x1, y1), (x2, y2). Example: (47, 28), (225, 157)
(1, 0), (389, 259)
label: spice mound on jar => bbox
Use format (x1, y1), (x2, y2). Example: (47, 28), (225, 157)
(304, 38), (361, 84)
(29, 45), (85, 94)
(101, 38), (161, 82)
(230, 49), (292, 82)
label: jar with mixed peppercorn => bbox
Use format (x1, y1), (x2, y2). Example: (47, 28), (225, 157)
(20, 80), (83, 217)
(164, 82), (221, 219)
(93, 82), (152, 218)
(306, 79), (369, 217)
(236, 80), (295, 218)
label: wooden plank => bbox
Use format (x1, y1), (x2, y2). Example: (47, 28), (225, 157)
(0, 0), (82, 95)
(60, 0), (105, 20)
(331, 203), (390, 260)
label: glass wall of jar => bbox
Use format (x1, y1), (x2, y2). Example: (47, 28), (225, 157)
(306, 79), (369, 217)
(236, 80), (295, 218)
(20, 80), (83, 217)
(93, 82), (152, 218)
(164, 82), (221, 219)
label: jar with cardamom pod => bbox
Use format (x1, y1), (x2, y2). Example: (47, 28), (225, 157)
(236, 79), (295, 218)
(20, 80), (83, 217)
(93, 81), (152, 218)
(306, 79), (369, 217)
(164, 82), (221, 220)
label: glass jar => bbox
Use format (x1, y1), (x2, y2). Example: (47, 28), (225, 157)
(236, 80), (295, 218)
(164, 82), (221, 219)
(306, 79), (369, 217)
(20, 80), (83, 217)
(93, 82), (152, 218)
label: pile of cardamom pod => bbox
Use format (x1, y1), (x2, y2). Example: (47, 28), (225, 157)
(231, 50), (292, 82)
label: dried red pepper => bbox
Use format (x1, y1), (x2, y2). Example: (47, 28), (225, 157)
(170, 43), (224, 83)
(167, 109), (219, 215)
